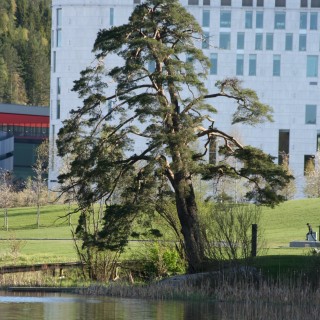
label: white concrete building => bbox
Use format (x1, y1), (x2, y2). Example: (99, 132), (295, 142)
(50, 0), (320, 197)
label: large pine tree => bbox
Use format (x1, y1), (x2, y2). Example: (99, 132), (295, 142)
(57, 0), (292, 272)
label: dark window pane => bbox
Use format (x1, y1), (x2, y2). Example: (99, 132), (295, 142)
(275, 0), (286, 7)
(312, 0), (320, 7)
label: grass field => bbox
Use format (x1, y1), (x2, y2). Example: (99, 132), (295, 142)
(0, 199), (320, 269)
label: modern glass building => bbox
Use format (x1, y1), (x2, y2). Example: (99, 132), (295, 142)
(0, 104), (49, 180)
(50, 0), (320, 197)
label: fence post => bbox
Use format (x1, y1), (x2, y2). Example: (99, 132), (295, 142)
(251, 223), (257, 257)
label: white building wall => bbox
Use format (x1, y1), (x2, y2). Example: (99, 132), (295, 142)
(50, 0), (320, 197)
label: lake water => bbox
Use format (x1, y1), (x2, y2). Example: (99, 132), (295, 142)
(0, 291), (316, 320)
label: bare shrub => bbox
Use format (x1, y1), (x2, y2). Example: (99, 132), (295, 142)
(202, 203), (265, 263)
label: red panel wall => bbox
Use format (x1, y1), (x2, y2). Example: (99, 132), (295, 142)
(0, 113), (49, 127)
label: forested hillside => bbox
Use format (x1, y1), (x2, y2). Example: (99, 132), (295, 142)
(0, 0), (51, 106)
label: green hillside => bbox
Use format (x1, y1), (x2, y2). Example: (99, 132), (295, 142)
(261, 198), (320, 249)
(0, 199), (319, 267)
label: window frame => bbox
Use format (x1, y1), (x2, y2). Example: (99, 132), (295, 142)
(255, 33), (263, 50)
(220, 10), (231, 28)
(307, 55), (318, 77)
(249, 54), (257, 76)
(299, 34), (307, 51)
(274, 12), (286, 29)
(219, 32), (231, 50)
(305, 104), (317, 124)
(245, 11), (253, 29)
(236, 54), (244, 76)
(300, 12), (308, 29)
(210, 53), (218, 75)
(266, 33), (274, 50)
(237, 32), (245, 50)
(273, 54), (281, 76)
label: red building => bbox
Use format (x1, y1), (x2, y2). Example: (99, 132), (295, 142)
(0, 103), (49, 179)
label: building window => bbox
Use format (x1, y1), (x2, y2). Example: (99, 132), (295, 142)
(237, 32), (245, 49)
(221, 0), (231, 5)
(256, 11), (263, 28)
(273, 55), (281, 76)
(236, 54), (244, 76)
(304, 155), (315, 174)
(219, 32), (231, 49)
(301, 0), (308, 6)
(306, 104), (317, 124)
(275, 0), (286, 7)
(311, 0), (320, 7)
(57, 8), (62, 27)
(278, 130), (289, 165)
(255, 33), (263, 50)
(53, 51), (56, 72)
(285, 33), (293, 51)
(242, 0), (253, 6)
(245, 11), (253, 29)
(57, 100), (61, 119)
(310, 12), (318, 30)
(299, 34), (307, 51)
(307, 55), (318, 77)
(56, 29), (62, 47)
(202, 32), (210, 49)
(257, 0), (264, 6)
(249, 54), (256, 76)
(220, 11), (231, 28)
(275, 12), (286, 29)
(57, 77), (61, 95)
(110, 8), (114, 26)
(203, 0), (211, 5)
(203, 10), (210, 28)
(210, 53), (218, 75)
(51, 125), (55, 171)
(300, 12), (307, 29)
(188, 0), (199, 4)
(266, 33), (274, 50)
(56, 9), (62, 47)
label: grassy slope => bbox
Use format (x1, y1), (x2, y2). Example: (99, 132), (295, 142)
(0, 205), (78, 265)
(1, 199), (320, 268)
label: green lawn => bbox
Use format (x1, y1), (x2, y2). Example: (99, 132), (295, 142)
(0, 205), (78, 265)
(0, 199), (320, 268)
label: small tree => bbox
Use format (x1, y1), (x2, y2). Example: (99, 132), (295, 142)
(33, 139), (49, 228)
(304, 152), (320, 198)
(0, 170), (14, 231)
(279, 153), (296, 200)
(203, 203), (264, 263)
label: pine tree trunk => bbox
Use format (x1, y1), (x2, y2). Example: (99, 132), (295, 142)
(174, 175), (205, 273)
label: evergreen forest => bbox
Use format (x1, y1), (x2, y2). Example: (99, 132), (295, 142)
(0, 0), (51, 106)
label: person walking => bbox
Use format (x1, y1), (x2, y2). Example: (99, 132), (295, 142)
(306, 223), (316, 241)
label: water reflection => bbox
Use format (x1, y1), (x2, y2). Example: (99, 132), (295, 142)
(0, 291), (317, 320)
(0, 291), (218, 320)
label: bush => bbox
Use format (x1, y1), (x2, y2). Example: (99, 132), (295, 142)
(142, 242), (186, 279)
